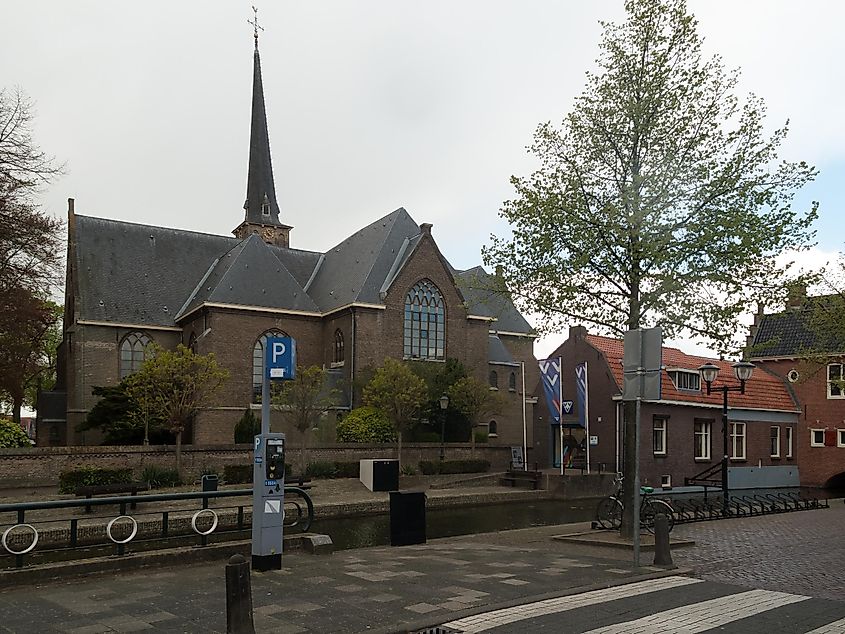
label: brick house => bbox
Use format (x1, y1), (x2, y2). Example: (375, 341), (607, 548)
(40, 38), (537, 447)
(533, 326), (800, 491)
(748, 290), (845, 487)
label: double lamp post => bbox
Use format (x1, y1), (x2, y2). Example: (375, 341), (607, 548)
(696, 360), (755, 510)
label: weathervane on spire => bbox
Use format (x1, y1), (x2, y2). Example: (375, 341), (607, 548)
(248, 5), (264, 49)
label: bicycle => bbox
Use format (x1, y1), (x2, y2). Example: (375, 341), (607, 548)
(596, 473), (675, 534)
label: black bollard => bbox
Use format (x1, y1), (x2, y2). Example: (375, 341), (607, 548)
(226, 554), (255, 634)
(652, 514), (674, 568)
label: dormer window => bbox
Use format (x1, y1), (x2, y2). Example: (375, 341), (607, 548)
(668, 369), (700, 391)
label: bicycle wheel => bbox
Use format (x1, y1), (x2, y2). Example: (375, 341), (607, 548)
(642, 499), (674, 534)
(596, 497), (623, 530)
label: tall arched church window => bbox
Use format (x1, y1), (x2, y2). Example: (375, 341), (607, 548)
(253, 329), (287, 402)
(509, 372), (517, 392)
(334, 329), (345, 364)
(403, 279), (445, 360)
(489, 370), (498, 389)
(120, 332), (152, 378)
(488, 420), (498, 437)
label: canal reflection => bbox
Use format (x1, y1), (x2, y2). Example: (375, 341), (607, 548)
(313, 500), (597, 551)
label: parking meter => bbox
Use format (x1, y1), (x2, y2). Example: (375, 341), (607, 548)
(252, 432), (286, 571)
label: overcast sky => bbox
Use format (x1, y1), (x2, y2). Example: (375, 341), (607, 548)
(3, 1), (843, 359)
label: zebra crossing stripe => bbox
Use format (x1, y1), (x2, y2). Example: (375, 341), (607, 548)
(582, 588), (810, 634)
(441, 575), (702, 633)
(805, 617), (845, 634)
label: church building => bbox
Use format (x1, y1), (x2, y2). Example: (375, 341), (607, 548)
(40, 32), (538, 447)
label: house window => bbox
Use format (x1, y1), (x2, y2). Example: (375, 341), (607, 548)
(770, 426), (780, 458)
(508, 372), (517, 392)
(785, 426), (794, 458)
(828, 364), (844, 398)
(653, 417), (667, 455)
(488, 420), (498, 437)
(668, 370), (700, 391)
(253, 329), (287, 402)
(119, 332), (152, 378)
(730, 422), (746, 459)
(489, 370), (498, 390)
(810, 429), (825, 447)
(333, 329), (344, 365)
(403, 279), (445, 360)
(694, 420), (711, 460)
(838, 429), (845, 448)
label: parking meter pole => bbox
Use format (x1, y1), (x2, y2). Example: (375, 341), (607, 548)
(251, 336), (294, 572)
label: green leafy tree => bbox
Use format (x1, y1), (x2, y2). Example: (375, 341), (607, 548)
(76, 381), (170, 445)
(482, 0), (817, 537)
(126, 344), (229, 476)
(0, 416), (31, 448)
(336, 406), (396, 443)
(364, 358), (427, 465)
(447, 376), (506, 457)
(408, 358), (469, 440)
(272, 365), (338, 474)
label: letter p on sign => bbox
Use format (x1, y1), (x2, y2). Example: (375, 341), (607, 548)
(265, 336), (296, 381)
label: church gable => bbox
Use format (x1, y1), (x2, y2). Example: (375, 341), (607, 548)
(176, 234), (319, 320)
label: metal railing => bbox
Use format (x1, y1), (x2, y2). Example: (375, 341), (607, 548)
(0, 486), (313, 569)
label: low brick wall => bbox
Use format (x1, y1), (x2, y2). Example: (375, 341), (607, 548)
(0, 444), (517, 488)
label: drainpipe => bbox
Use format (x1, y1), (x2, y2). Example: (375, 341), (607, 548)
(615, 401), (621, 473)
(349, 308), (356, 409)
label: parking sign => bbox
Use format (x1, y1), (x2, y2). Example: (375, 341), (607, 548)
(265, 336), (296, 380)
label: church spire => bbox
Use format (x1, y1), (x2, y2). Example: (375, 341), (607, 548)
(235, 7), (292, 247)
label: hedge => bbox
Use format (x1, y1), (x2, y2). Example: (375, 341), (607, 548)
(59, 466), (134, 493)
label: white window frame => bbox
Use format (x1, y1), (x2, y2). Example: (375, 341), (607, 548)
(694, 420), (711, 460)
(770, 426), (780, 458)
(838, 429), (845, 448)
(785, 426), (794, 458)
(828, 363), (845, 399)
(730, 422), (746, 460)
(810, 429), (825, 447)
(668, 370), (701, 391)
(653, 417), (667, 456)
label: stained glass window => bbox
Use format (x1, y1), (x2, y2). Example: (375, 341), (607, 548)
(403, 279), (445, 360)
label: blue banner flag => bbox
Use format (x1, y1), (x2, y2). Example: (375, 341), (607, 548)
(538, 358), (562, 424)
(575, 362), (588, 429)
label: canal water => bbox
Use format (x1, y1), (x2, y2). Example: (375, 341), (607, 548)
(312, 499), (598, 551)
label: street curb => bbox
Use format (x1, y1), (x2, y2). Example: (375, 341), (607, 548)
(374, 567), (695, 634)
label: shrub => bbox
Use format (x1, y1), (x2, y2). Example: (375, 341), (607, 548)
(473, 430), (489, 444)
(333, 461), (360, 478)
(411, 429), (441, 443)
(0, 418), (31, 448)
(141, 465), (182, 488)
(400, 463), (417, 476)
(418, 459), (490, 476)
(336, 407), (395, 443)
(233, 408), (260, 444)
(59, 466), (134, 493)
(223, 464), (252, 484)
(303, 460), (360, 479)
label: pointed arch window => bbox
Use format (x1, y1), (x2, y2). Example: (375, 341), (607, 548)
(489, 370), (499, 389)
(509, 372), (517, 392)
(253, 329), (287, 401)
(403, 279), (445, 360)
(120, 332), (152, 378)
(333, 329), (345, 365)
(188, 332), (198, 353)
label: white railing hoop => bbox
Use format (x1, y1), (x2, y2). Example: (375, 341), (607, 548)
(106, 515), (138, 544)
(2, 524), (39, 555)
(191, 508), (219, 536)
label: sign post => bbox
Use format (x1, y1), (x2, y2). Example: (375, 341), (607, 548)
(252, 336), (296, 571)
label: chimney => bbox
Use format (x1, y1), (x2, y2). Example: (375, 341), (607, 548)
(569, 325), (587, 340)
(67, 198), (75, 216)
(786, 283), (807, 310)
(420, 223), (432, 236)
(495, 265), (503, 278)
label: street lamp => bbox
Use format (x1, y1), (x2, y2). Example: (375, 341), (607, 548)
(439, 393), (449, 462)
(697, 360), (755, 512)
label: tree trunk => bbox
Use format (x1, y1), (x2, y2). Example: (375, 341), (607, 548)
(174, 430), (183, 481)
(11, 395), (23, 427)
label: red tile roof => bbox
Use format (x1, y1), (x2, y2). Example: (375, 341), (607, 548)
(585, 334), (798, 412)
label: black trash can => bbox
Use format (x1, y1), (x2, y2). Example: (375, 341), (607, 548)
(389, 490), (426, 546)
(202, 474), (219, 492)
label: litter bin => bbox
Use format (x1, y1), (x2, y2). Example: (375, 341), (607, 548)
(389, 490), (426, 546)
(202, 474), (219, 492)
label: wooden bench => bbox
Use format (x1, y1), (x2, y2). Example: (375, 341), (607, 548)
(75, 482), (150, 513)
(500, 471), (542, 490)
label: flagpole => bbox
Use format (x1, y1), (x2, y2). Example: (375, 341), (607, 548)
(585, 360), (590, 475)
(558, 356), (564, 476)
(521, 361), (527, 472)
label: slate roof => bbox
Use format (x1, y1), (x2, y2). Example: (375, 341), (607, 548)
(750, 296), (845, 358)
(456, 266), (534, 335)
(488, 334), (519, 366)
(73, 208), (534, 332)
(585, 334), (798, 412)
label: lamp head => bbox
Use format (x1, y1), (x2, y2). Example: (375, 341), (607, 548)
(732, 361), (755, 382)
(697, 363), (720, 385)
(439, 394), (450, 410)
